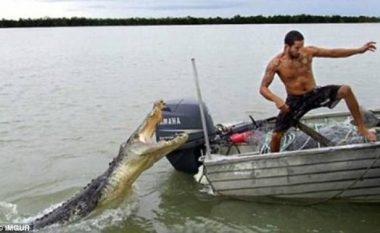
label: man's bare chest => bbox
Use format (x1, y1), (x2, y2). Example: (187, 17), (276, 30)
(278, 57), (312, 79)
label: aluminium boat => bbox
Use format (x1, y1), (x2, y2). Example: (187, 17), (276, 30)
(156, 99), (380, 203)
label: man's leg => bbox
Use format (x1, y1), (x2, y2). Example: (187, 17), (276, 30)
(337, 85), (377, 141)
(271, 131), (285, 152)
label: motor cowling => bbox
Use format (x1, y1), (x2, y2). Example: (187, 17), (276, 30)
(156, 99), (216, 174)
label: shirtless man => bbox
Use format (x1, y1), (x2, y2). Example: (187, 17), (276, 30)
(259, 30), (377, 153)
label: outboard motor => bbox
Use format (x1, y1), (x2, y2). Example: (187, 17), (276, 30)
(156, 99), (216, 174)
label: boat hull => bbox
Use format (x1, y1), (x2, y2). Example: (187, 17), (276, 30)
(205, 142), (380, 203)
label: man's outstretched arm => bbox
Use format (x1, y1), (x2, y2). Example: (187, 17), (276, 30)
(308, 41), (376, 58)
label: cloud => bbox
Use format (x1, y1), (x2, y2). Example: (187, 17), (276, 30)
(1, 0), (379, 19)
(35, 0), (251, 18)
(129, 1), (248, 11)
(36, 0), (249, 11)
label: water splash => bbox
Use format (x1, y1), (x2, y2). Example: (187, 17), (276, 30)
(3, 195), (138, 233)
(61, 201), (139, 233)
(0, 201), (18, 222)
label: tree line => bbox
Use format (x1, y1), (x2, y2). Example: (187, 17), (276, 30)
(1, 15), (379, 28)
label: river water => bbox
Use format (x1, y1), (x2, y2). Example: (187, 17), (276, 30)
(1, 24), (380, 233)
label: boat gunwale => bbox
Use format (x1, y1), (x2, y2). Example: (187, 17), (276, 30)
(297, 108), (380, 121)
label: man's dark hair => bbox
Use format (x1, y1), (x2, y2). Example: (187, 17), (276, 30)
(284, 30), (304, 46)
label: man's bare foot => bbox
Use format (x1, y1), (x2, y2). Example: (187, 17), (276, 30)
(358, 128), (377, 142)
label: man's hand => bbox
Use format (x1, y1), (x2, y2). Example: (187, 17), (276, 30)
(277, 102), (290, 113)
(359, 41), (377, 53)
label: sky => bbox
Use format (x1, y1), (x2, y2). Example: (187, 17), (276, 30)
(0, 0), (379, 20)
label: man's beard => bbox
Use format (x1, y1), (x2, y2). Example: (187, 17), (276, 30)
(289, 52), (300, 59)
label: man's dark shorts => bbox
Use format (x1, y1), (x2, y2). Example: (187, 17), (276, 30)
(274, 85), (342, 132)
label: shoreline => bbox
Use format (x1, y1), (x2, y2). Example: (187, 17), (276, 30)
(1, 15), (379, 28)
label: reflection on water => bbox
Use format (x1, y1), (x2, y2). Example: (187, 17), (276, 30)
(132, 169), (380, 233)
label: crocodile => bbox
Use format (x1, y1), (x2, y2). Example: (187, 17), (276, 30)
(29, 100), (188, 230)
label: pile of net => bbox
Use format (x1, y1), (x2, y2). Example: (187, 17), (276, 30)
(257, 122), (378, 154)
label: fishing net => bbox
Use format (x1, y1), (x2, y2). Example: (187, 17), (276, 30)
(258, 122), (377, 154)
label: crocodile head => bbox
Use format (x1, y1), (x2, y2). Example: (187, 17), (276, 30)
(122, 99), (188, 167)
(100, 100), (188, 203)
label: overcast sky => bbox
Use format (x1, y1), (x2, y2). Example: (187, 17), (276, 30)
(0, 0), (379, 20)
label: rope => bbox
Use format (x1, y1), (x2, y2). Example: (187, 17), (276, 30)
(259, 132), (272, 154)
(281, 133), (296, 151)
(298, 134), (312, 150)
(337, 128), (355, 145)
